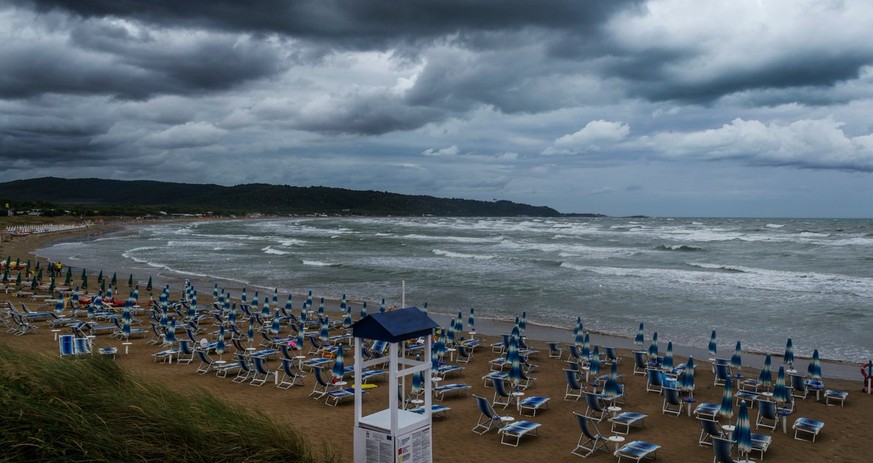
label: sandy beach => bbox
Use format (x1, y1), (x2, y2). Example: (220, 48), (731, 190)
(2, 226), (872, 462)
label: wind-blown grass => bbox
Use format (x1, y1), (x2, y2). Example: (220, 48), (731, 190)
(0, 344), (338, 462)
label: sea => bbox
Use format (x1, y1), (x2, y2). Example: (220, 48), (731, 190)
(36, 216), (873, 365)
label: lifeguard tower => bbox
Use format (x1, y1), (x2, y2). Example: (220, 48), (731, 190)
(352, 307), (438, 463)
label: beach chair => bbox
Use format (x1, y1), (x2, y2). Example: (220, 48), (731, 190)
(614, 440), (661, 463)
(301, 356), (332, 372)
(472, 394), (514, 435)
(735, 389), (759, 408)
(564, 368), (584, 401)
(714, 363), (731, 386)
(490, 335), (507, 353)
(277, 358), (306, 389)
(492, 377), (520, 410)
(456, 344), (473, 364)
(325, 386), (357, 406)
(583, 391), (609, 422)
(605, 347), (621, 365)
(482, 370), (509, 388)
(693, 402), (721, 421)
(59, 334), (76, 359)
(755, 400), (779, 431)
(645, 368), (664, 393)
(498, 420), (541, 447)
(571, 412), (611, 458)
(48, 311), (77, 328)
(824, 389), (848, 406)
(232, 354), (254, 383)
(547, 341), (563, 359)
(789, 374), (810, 400)
(609, 411), (647, 435)
(662, 386), (684, 416)
(410, 404), (450, 419)
(195, 350), (214, 375)
(750, 432), (772, 460)
(250, 356), (273, 387)
(435, 364), (464, 377)
(433, 383), (472, 401)
(73, 337), (92, 359)
(175, 339), (195, 364)
(518, 395), (550, 416)
(632, 351), (648, 375)
(793, 417), (824, 442)
(697, 418), (726, 446)
(712, 436), (738, 463)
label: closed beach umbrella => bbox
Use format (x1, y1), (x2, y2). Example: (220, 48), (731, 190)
(319, 316), (329, 342)
(634, 322), (644, 347)
(317, 297), (325, 317)
(252, 292), (260, 311)
(582, 332), (591, 358)
(296, 328), (304, 351)
(719, 379), (734, 418)
(285, 294), (293, 314)
(435, 329), (448, 359)
(468, 307), (475, 331)
(574, 320), (584, 346)
(65, 267), (72, 286)
(128, 274), (133, 288)
(446, 319), (456, 346)
(247, 316), (255, 345)
(663, 341), (674, 370)
(360, 301), (368, 318)
(589, 356), (601, 378)
(455, 311), (463, 333)
(272, 288), (278, 306)
(48, 276), (55, 294)
(758, 354), (773, 389)
(105, 286), (112, 300)
(99, 279), (105, 294)
(603, 375), (623, 402)
(508, 335), (522, 386)
(343, 306), (352, 329)
(189, 293), (197, 319)
(340, 293), (346, 312)
(731, 341), (743, 372)
(81, 274), (88, 291)
(164, 318), (176, 346)
(241, 287), (247, 305)
(773, 366), (790, 403)
(305, 290), (313, 310)
(808, 349), (822, 381)
(332, 344), (345, 381)
(216, 326), (225, 360)
(735, 400), (752, 459)
(146, 276), (152, 293)
(228, 303), (237, 325)
(784, 338), (794, 369)
(380, 298), (386, 313)
(97, 270), (103, 283)
(519, 311), (527, 335)
(648, 336), (659, 359)
(708, 329), (717, 357)
(110, 272), (117, 286)
(262, 299), (271, 318)
(679, 356), (696, 395)
(608, 359), (619, 380)
(271, 310), (281, 335)
(159, 303), (168, 329)
(213, 283), (219, 301)
(122, 307), (132, 339)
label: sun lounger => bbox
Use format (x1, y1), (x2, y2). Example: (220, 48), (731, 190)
(614, 440), (660, 462)
(609, 411), (647, 435)
(433, 383), (471, 401)
(824, 389), (848, 406)
(793, 417), (824, 442)
(694, 402), (721, 420)
(498, 420), (541, 447)
(410, 404), (450, 419)
(518, 395), (550, 416)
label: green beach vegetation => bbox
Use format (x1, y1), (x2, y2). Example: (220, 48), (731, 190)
(0, 343), (338, 462)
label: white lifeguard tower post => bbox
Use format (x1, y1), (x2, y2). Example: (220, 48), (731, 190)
(352, 307), (438, 463)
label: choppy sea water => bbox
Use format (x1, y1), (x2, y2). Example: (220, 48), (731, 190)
(37, 217), (873, 363)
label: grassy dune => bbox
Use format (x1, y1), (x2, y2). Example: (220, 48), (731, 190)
(0, 344), (337, 462)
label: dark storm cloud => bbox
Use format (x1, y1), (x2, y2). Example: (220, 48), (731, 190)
(20, 0), (640, 49)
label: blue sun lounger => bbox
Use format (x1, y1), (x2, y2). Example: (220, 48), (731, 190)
(609, 411), (647, 435)
(433, 383), (472, 401)
(498, 420), (541, 447)
(410, 404), (450, 418)
(519, 396), (550, 416)
(793, 417), (824, 442)
(614, 440), (661, 462)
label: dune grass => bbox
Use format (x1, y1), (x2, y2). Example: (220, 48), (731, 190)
(0, 343), (338, 462)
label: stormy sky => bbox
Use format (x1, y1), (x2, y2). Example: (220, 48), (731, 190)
(2, 0), (873, 217)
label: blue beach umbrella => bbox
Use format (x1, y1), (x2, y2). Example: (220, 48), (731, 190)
(719, 379), (734, 418)
(735, 400), (752, 460)
(252, 292), (260, 311)
(159, 303), (168, 329)
(296, 328), (304, 351)
(468, 307), (475, 331)
(343, 306), (353, 329)
(132, 285), (139, 302)
(758, 354), (773, 389)
(679, 356), (696, 396)
(262, 299), (271, 318)
(284, 294), (293, 314)
(784, 338), (794, 369)
(305, 290), (313, 310)
(332, 344), (345, 381)
(229, 303), (237, 325)
(731, 341), (743, 372)
(589, 356), (601, 379)
(216, 326), (226, 361)
(380, 298), (386, 313)
(340, 293), (347, 312)
(708, 329), (717, 357)
(773, 366), (790, 404)
(164, 318), (176, 346)
(436, 329), (448, 358)
(247, 317), (255, 346)
(603, 375), (623, 402)
(422, 302), (428, 316)
(634, 322), (644, 347)
(213, 283), (219, 301)
(808, 349), (822, 381)
(272, 288), (278, 306)
(508, 335), (522, 386)
(582, 332), (591, 358)
(319, 316), (329, 342)
(574, 320), (584, 346)
(271, 310), (281, 335)
(188, 295), (196, 320)
(663, 341), (674, 370)
(455, 312), (463, 333)
(648, 337), (659, 359)
(317, 297), (325, 317)
(300, 307), (307, 329)
(360, 301), (368, 318)
(519, 311), (527, 335)
(241, 287), (247, 305)
(72, 287), (79, 307)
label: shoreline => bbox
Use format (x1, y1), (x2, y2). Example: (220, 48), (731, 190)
(18, 219), (865, 381)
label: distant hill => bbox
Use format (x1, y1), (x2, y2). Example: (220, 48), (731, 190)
(0, 177), (566, 217)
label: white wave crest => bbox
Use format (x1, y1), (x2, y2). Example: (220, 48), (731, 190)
(432, 249), (495, 260)
(262, 246), (291, 256)
(303, 260), (335, 267)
